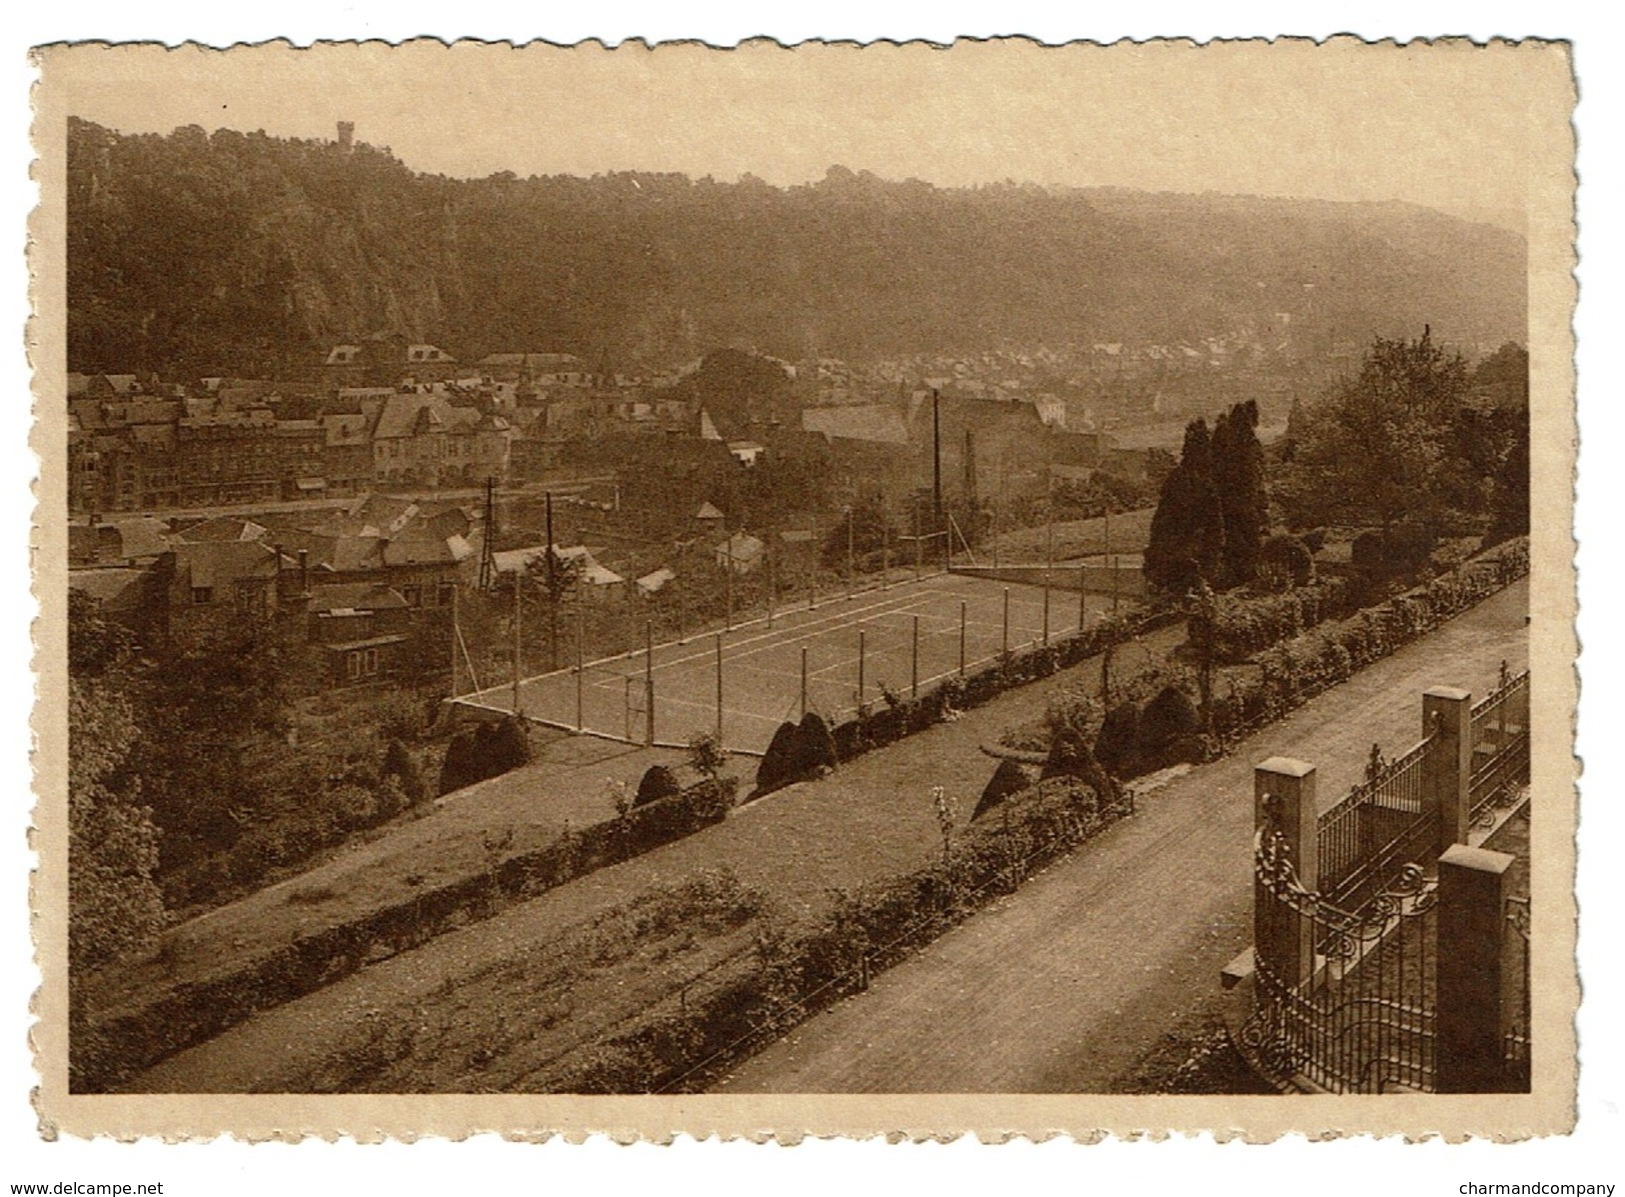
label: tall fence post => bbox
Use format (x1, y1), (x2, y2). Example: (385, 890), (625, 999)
(644, 619), (655, 747)
(1436, 844), (1519, 1092)
(714, 632), (724, 744)
(575, 612), (585, 732)
(911, 615), (920, 699)
(800, 646), (809, 720)
(1002, 587), (1010, 662)
(1423, 686), (1474, 854)
(1255, 757), (1318, 989)
(959, 600), (967, 676)
(857, 628), (866, 712)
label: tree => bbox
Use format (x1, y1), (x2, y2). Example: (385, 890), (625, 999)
(520, 547), (583, 671)
(821, 485), (898, 570)
(686, 731), (728, 781)
(68, 594), (165, 977)
(1143, 419), (1226, 594)
(70, 679), (167, 975)
(125, 621), (294, 873)
(1282, 328), (1469, 529)
(1487, 417), (1530, 542)
(1211, 401), (1268, 585)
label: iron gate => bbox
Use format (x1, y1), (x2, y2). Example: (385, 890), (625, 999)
(1243, 822), (1438, 1093)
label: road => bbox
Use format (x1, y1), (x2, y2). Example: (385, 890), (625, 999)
(713, 578), (1529, 1093)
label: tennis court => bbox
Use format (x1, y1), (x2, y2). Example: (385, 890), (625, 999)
(455, 571), (1120, 756)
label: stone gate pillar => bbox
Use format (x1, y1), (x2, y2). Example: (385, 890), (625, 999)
(1436, 844), (1518, 1093)
(1423, 686), (1474, 854)
(1255, 757), (1318, 989)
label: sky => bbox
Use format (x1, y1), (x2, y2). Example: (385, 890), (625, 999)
(41, 38), (1558, 228)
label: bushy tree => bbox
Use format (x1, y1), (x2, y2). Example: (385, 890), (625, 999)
(821, 485), (899, 570)
(1487, 417), (1530, 542)
(68, 595), (165, 977)
(1281, 328), (1470, 529)
(686, 731), (728, 780)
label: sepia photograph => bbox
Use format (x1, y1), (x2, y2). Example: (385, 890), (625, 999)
(27, 33), (1579, 1143)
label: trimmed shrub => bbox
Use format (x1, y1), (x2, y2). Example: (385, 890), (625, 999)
(795, 712), (838, 775)
(1353, 521), (1436, 579)
(483, 717), (532, 775)
(437, 716), (532, 796)
(1139, 686), (1200, 755)
(381, 739), (427, 805)
(1260, 533), (1314, 588)
(1095, 700), (1141, 778)
(634, 765), (682, 807)
(973, 759), (1033, 820)
(754, 722), (801, 794)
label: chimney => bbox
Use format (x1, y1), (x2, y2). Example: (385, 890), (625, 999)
(337, 121), (355, 153)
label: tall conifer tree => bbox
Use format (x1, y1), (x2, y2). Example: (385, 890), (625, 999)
(1212, 400), (1268, 585)
(1143, 418), (1226, 594)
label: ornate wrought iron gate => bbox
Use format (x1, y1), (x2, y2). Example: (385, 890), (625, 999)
(1244, 822), (1439, 1093)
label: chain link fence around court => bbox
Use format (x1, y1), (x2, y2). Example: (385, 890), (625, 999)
(460, 571), (1125, 756)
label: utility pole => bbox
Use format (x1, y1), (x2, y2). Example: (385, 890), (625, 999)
(449, 580), (459, 699)
(478, 475), (496, 591)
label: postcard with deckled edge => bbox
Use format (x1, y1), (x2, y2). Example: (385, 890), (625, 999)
(30, 36), (1576, 1141)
